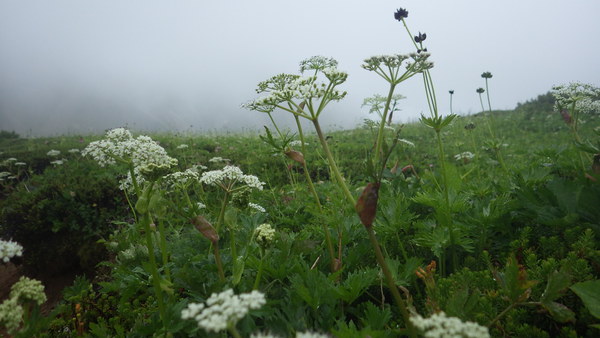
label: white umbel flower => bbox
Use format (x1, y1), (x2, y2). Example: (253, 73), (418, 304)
(410, 312), (490, 338)
(200, 165), (265, 191)
(181, 289), (266, 333)
(0, 239), (23, 263)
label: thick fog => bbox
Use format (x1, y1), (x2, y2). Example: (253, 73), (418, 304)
(1, 0), (599, 136)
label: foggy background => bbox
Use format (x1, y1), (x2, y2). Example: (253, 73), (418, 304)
(1, 0), (599, 137)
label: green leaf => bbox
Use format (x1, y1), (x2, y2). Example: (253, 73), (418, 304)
(232, 255), (245, 286)
(571, 280), (600, 319)
(542, 301), (575, 323)
(540, 270), (571, 304)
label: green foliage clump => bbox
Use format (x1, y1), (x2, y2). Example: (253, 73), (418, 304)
(0, 160), (128, 275)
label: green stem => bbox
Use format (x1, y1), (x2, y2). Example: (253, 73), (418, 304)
(366, 226), (417, 338)
(157, 218), (171, 283)
(485, 78), (492, 112)
(213, 242), (225, 282)
(312, 118), (356, 206)
(228, 325), (243, 338)
(141, 212), (167, 328)
(488, 302), (518, 327)
(435, 131), (450, 208)
(253, 247), (265, 290)
(215, 192), (229, 233)
(374, 84), (397, 166)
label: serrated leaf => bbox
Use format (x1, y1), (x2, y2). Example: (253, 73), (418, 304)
(540, 270), (571, 304)
(542, 301), (575, 323)
(571, 280), (600, 319)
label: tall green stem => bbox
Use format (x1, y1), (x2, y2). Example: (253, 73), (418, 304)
(374, 84), (397, 166)
(312, 118), (355, 206)
(157, 218), (171, 283)
(367, 226), (417, 338)
(253, 247), (265, 290)
(141, 213), (167, 328)
(215, 192), (229, 233)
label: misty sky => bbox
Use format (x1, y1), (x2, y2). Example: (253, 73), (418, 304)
(1, 0), (599, 136)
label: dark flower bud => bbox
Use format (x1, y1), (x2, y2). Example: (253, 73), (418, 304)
(476, 88), (485, 94)
(394, 8), (409, 21)
(464, 122), (476, 130)
(449, 90), (455, 95)
(414, 32), (427, 43)
(481, 71), (493, 79)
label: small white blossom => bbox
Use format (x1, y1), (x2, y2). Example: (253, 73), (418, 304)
(197, 202), (206, 209)
(14, 162), (26, 166)
(68, 148), (80, 153)
(0, 172), (11, 179)
(0, 239), (23, 263)
(181, 289), (266, 333)
(176, 144), (189, 149)
(209, 156), (230, 163)
(410, 312), (490, 338)
(50, 159), (64, 166)
(552, 82), (600, 115)
(5, 158), (17, 162)
(454, 152), (475, 161)
(47, 149), (61, 157)
(296, 332), (330, 338)
(248, 202), (266, 213)
(398, 138), (415, 147)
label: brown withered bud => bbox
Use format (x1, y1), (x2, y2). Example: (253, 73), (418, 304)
(355, 182), (381, 228)
(560, 109), (572, 124)
(191, 215), (219, 244)
(390, 160), (400, 174)
(285, 149), (305, 165)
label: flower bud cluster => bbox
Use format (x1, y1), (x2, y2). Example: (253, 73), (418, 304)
(0, 276), (47, 334)
(362, 53), (433, 79)
(254, 223), (276, 246)
(181, 289), (266, 333)
(200, 165), (265, 191)
(299, 56), (338, 74)
(410, 312), (490, 338)
(552, 82), (600, 115)
(0, 239), (23, 263)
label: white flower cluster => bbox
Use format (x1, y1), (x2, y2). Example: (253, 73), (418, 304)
(552, 82), (600, 115)
(248, 202), (266, 213)
(68, 148), (80, 154)
(209, 156), (230, 163)
(0, 239), (23, 263)
(181, 289), (266, 333)
(454, 152), (475, 161)
(410, 312), (490, 338)
(288, 140), (308, 148)
(47, 149), (61, 157)
(254, 223), (275, 246)
(176, 144), (189, 149)
(200, 165), (265, 191)
(163, 169), (200, 189)
(82, 128), (178, 191)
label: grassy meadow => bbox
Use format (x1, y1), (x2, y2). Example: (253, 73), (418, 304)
(1, 100), (600, 337)
(1, 7), (600, 337)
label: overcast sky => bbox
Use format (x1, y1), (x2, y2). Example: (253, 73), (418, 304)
(1, 0), (599, 136)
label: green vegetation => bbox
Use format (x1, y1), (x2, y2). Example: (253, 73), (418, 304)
(1, 6), (599, 338)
